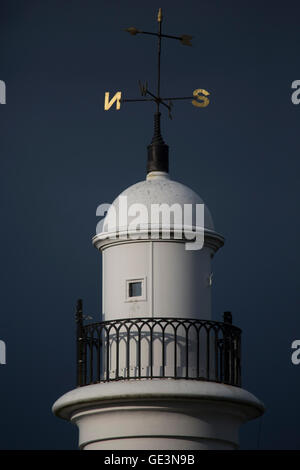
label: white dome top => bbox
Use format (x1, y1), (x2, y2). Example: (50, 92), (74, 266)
(96, 172), (215, 239)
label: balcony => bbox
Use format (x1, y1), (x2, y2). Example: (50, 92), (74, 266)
(76, 300), (241, 388)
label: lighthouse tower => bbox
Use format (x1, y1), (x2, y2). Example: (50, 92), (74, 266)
(52, 9), (264, 450)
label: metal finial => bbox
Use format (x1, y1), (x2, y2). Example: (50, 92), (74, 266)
(76, 299), (83, 322)
(157, 8), (163, 23)
(147, 112), (169, 173)
(150, 112), (165, 146)
(223, 311), (232, 324)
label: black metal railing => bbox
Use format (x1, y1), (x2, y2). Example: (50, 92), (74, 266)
(76, 300), (241, 388)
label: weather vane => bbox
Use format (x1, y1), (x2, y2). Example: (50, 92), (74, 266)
(104, 8), (210, 173)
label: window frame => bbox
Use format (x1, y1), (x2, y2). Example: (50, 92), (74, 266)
(125, 277), (147, 302)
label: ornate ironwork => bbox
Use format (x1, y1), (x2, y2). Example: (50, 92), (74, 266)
(76, 301), (241, 388)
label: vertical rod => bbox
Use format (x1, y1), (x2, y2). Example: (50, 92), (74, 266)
(76, 299), (83, 387)
(97, 330), (100, 382)
(126, 326), (130, 378)
(174, 326), (177, 378)
(223, 312), (232, 384)
(224, 329), (229, 383)
(162, 326), (165, 377)
(150, 323), (153, 378)
(83, 332), (87, 385)
(215, 329), (219, 382)
(196, 327), (200, 378)
(185, 325), (189, 378)
(218, 332), (222, 383)
(138, 327), (141, 378)
(106, 326), (110, 381)
(157, 8), (162, 112)
(89, 332), (94, 383)
(116, 327), (119, 379)
(206, 328), (210, 380)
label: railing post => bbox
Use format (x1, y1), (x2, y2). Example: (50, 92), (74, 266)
(76, 299), (84, 387)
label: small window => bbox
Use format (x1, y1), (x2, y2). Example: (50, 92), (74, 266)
(129, 281), (142, 298)
(125, 278), (146, 302)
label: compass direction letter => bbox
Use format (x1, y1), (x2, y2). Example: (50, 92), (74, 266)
(104, 91), (122, 111)
(138, 80), (148, 97)
(192, 88), (210, 108)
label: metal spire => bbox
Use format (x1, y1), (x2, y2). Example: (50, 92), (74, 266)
(148, 8), (169, 173)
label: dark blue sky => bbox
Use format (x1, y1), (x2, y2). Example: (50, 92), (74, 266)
(0, 0), (299, 449)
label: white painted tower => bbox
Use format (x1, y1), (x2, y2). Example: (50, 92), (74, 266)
(53, 8), (264, 449)
(53, 167), (264, 449)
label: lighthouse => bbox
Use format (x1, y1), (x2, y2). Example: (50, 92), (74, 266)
(52, 9), (264, 450)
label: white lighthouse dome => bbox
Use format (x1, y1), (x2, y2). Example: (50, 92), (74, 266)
(96, 171), (215, 241)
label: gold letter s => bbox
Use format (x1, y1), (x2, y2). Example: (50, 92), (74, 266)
(192, 89), (210, 108)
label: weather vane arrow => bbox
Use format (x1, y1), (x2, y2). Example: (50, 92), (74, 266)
(104, 8), (210, 173)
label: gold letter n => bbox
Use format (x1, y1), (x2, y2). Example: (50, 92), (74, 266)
(104, 91), (122, 110)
